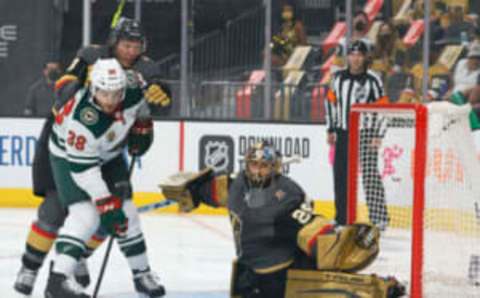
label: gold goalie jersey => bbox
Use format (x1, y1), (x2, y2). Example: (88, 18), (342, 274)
(49, 86), (146, 200)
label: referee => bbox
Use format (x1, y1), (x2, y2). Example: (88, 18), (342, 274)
(325, 39), (389, 227)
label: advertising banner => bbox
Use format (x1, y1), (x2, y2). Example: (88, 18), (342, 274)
(2, 118), (480, 209)
(182, 122), (333, 199)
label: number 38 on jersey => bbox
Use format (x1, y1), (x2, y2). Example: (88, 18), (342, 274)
(67, 130), (87, 151)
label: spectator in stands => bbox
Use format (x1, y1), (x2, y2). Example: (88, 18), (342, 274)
(442, 5), (476, 44)
(398, 41), (449, 103)
(452, 42), (480, 93)
(331, 10), (373, 72)
(371, 21), (406, 77)
(467, 74), (480, 115)
(472, 27), (480, 44)
(408, 0), (449, 21)
(23, 61), (62, 117)
(350, 10), (372, 45)
(271, 2), (307, 67)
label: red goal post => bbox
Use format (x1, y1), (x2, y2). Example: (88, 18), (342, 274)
(347, 102), (480, 298)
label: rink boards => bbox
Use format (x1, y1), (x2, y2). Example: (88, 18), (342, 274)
(1, 118), (480, 221)
(0, 118), (335, 216)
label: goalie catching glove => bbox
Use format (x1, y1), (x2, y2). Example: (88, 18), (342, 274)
(128, 118), (153, 157)
(159, 168), (225, 212)
(95, 196), (128, 237)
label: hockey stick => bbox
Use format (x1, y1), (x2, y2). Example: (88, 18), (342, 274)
(92, 156), (136, 298)
(137, 198), (175, 213)
(283, 155), (302, 166)
(110, 0), (126, 29)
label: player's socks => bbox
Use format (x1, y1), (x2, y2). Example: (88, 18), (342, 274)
(14, 222), (56, 295)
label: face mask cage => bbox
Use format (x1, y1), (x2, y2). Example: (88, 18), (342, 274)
(245, 144), (281, 187)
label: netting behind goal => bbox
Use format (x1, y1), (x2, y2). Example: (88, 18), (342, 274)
(347, 102), (480, 298)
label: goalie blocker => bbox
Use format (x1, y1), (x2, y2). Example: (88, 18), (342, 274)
(160, 165), (405, 298)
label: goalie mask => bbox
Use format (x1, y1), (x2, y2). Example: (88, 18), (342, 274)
(90, 58), (127, 113)
(245, 141), (281, 188)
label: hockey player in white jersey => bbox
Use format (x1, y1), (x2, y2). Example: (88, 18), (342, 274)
(44, 58), (165, 298)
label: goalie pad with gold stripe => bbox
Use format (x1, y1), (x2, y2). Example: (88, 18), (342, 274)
(159, 168), (229, 212)
(297, 217), (380, 272)
(285, 270), (405, 298)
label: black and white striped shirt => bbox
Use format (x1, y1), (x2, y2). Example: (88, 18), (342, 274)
(325, 68), (388, 133)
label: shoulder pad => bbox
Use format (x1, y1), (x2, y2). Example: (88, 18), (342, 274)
(77, 45), (110, 64)
(278, 175), (303, 191)
(276, 175), (305, 203)
(133, 57), (161, 82)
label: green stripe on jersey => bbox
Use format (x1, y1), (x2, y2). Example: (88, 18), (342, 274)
(50, 132), (66, 150)
(68, 161), (98, 173)
(67, 153), (99, 161)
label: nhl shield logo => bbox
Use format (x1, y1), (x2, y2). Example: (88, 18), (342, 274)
(199, 135), (234, 173)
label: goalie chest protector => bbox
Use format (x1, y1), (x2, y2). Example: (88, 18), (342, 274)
(227, 172), (305, 272)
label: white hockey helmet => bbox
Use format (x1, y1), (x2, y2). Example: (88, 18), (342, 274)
(90, 58), (127, 97)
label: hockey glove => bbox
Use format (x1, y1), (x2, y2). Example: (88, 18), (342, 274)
(95, 196), (128, 237)
(128, 119), (153, 157)
(144, 83), (171, 107)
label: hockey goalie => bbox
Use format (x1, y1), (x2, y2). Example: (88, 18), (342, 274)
(160, 141), (405, 298)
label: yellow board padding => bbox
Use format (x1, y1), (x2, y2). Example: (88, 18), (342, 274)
(356, 203), (480, 236)
(0, 189), (43, 207)
(0, 188), (336, 218)
(6, 188), (477, 235)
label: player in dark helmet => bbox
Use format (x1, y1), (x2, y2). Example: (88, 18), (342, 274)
(107, 17), (148, 68)
(109, 17), (147, 50)
(13, 17), (170, 297)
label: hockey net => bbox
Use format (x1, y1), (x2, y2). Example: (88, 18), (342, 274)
(347, 102), (480, 298)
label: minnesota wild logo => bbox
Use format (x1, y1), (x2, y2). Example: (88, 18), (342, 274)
(80, 107), (99, 125)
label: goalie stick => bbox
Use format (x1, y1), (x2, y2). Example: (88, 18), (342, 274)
(137, 198), (175, 213)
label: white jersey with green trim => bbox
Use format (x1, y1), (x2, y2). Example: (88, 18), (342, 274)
(49, 87), (147, 200)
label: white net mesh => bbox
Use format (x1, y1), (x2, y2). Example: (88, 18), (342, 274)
(350, 102), (480, 298)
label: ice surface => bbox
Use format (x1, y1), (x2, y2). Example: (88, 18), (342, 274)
(0, 209), (234, 298)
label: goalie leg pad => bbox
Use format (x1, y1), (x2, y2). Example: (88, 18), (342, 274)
(285, 270), (406, 298)
(315, 223), (380, 272)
